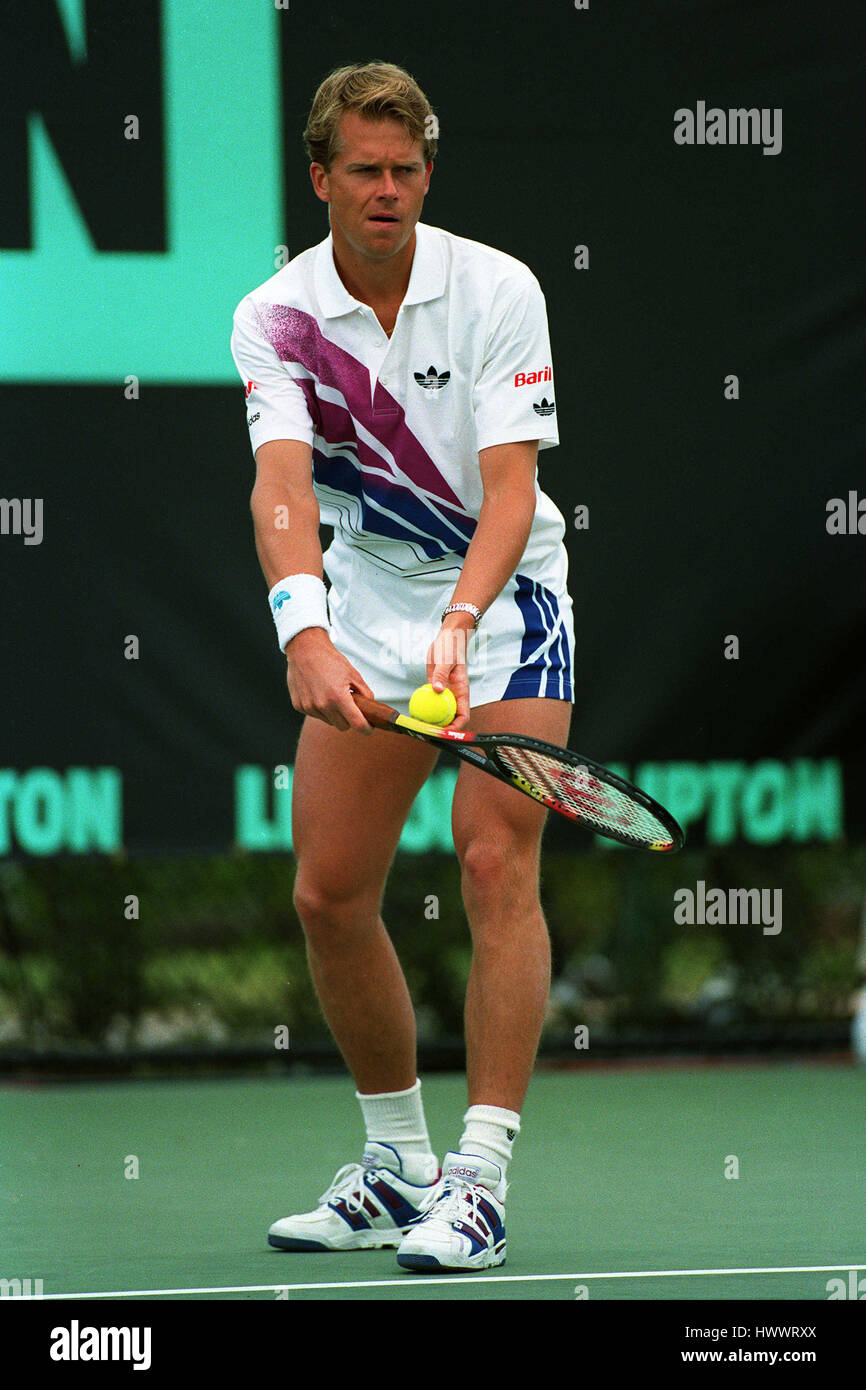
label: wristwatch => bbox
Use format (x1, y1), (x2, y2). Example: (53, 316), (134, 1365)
(441, 602), (482, 627)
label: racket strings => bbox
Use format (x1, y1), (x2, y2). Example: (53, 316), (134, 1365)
(494, 745), (674, 849)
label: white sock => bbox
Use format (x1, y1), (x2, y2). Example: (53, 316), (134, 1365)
(356, 1080), (439, 1184)
(459, 1104), (521, 1183)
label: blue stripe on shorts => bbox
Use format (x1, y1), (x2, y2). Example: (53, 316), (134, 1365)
(501, 573), (573, 701)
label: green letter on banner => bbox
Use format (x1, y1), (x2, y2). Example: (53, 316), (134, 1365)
(0, 0), (283, 383)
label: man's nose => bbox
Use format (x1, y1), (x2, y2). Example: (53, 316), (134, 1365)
(376, 171), (398, 199)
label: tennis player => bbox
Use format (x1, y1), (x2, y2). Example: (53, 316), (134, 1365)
(231, 62), (574, 1272)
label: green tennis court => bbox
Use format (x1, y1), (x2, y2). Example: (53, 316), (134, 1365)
(3, 1061), (863, 1301)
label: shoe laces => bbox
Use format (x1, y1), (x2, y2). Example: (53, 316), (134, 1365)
(429, 1175), (489, 1229)
(318, 1163), (369, 1215)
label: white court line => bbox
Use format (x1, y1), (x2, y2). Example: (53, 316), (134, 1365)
(13, 1263), (866, 1299)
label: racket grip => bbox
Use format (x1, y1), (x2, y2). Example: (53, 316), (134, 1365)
(351, 692), (399, 728)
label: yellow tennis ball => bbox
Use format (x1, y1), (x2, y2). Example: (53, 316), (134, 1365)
(409, 683), (457, 726)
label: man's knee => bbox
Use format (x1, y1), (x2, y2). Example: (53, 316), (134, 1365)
(457, 832), (539, 905)
(292, 869), (378, 948)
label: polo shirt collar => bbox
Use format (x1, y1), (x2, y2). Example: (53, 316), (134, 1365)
(315, 221), (446, 319)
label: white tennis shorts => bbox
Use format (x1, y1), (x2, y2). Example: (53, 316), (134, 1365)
(323, 540), (575, 713)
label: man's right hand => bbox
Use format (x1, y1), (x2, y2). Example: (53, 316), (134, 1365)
(284, 627), (375, 733)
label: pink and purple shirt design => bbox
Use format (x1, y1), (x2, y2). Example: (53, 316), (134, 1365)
(258, 303), (477, 566)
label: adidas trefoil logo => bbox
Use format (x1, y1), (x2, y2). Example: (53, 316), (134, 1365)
(533, 397), (555, 417)
(414, 364), (451, 390)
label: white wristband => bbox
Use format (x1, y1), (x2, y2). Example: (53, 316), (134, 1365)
(268, 574), (330, 652)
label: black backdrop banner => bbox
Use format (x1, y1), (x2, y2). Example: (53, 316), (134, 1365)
(1, 0), (864, 855)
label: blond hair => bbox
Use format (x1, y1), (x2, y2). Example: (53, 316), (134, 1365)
(304, 62), (437, 170)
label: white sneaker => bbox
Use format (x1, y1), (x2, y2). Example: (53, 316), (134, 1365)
(396, 1152), (507, 1271)
(268, 1142), (440, 1251)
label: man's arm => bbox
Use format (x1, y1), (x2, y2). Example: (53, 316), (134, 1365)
(251, 439), (374, 732)
(427, 439), (538, 726)
(251, 439), (325, 587)
(447, 439), (538, 615)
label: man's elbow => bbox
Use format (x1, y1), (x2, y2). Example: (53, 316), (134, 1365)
(250, 479), (318, 533)
(249, 480), (268, 522)
(495, 482), (537, 528)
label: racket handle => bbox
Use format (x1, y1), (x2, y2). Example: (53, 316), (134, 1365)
(351, 692), (399, 728)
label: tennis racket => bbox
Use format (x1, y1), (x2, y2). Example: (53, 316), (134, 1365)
(352, 694), (684, 852)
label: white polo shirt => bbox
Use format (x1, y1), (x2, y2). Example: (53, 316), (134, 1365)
(230, 220), (567, 580)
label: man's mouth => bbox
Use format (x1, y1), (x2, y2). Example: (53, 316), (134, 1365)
(369, 214), (399, 223)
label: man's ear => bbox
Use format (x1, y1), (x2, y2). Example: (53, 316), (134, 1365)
(310, 163), (330, 203)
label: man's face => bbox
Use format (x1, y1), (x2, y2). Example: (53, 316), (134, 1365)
(311, 110), (431, 263)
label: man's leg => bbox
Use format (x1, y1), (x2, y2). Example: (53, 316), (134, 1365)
(396, 696), (571, 1271)
(452, 696), (572, 1112)
(291, 715), (439, 1093)
(267, 717), (443, 1253)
